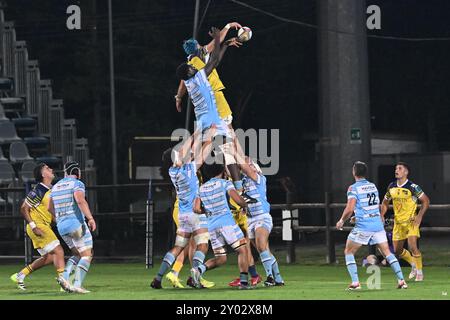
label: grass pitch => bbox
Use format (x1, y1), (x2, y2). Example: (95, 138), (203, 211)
(0, 262), (448, 300)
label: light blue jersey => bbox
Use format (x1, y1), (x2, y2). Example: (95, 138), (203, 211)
(243, 173), (271, 217)
(199, 178), (235, 230)
(169, 162), (199, 214)
(184, 69), (229, 137)
(50, 177), (86, 235)
(347, 179), (384, 232)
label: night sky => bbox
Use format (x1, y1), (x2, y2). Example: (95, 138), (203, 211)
(4, 0), (450, 189)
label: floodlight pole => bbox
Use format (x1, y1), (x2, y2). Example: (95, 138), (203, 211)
(108, 0), (118, 185)
(184, 0), (200, 131)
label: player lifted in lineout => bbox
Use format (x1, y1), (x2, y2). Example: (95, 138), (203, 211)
(48, 161), (96, 294)
(381, 162), (430, 281)
(151, 127), (215, 289)
(336, 161), (407, 290)
(10, 163), (69, 292)
(176, 27), (256, 205)
(172, 22), (242, 284)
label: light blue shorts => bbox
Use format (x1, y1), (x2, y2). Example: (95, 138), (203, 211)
(247, 214), (273, 240)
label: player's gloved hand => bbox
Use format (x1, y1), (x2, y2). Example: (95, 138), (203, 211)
(336, 219), (344, 230)
(88, 218), (97, 232)
(32, 227), (44, 237)
(226, 22), (242, 30)
(225, 37), (242, 48)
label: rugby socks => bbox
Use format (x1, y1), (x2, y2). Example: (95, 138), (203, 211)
(198, 263), (207, 275)
(386, 254), (404, 280)
(56, 268), (64, 278)
(156, 252), (175, 281)
(73, 257), (91, 288)
(260, 250), (273, 277)
(17, 265), (33, 281)
(271, 255), (284, 283)
(192, 251), (206, 269)
(413, 254), (423, 272)
(399, 249), (415, 267)
(345, 254), (359, 283)
(240, 272), (249, 286)
(171, 260), (183, 277)
(63, 256), (80, 280)
(248, 265), (258, 278)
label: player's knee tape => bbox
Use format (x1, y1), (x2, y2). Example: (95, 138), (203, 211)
(219, 142), (236, 165)
(213, 247), (227, 257)
(194, 232), (209, 245)
(175, 235), (189, 248)
(231, 238), (247, 251)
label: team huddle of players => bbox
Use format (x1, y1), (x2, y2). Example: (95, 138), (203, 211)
(10, 161), (96, 294)
(150, 23), (284, 290)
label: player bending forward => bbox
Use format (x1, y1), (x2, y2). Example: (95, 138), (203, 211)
(336, 161), (407, 290)
(192, 159), (251, 289)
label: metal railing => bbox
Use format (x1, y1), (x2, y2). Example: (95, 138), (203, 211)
(1, 182), (449, 266)
(272, 194), (450, 264)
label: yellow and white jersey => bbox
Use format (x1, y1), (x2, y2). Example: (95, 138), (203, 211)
(24, 183), (52, 226)
(384, 180), (424, 224)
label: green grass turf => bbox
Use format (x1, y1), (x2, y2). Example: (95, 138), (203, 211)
(0, 261), (448, 300)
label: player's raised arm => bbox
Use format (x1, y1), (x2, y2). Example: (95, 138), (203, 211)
(228, 188), (248, 208)
(178, 127), (202, 165)
(204, 27), (241, 76)
(74, 190), (96, 232)
(205, 22), (242, 53)
(175, 80), (187, 112)
(336, 197), (357, 230)
(194, 125), (216, 170)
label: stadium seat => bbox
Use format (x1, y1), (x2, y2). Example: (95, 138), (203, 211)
(0, 97), (25, 113)
(0, 78), (13, 92)
(0, 121), (22, 145)
(0, 104), (10, 122)
(0, 147), (8, 163)
(19, 161), (36, 183)
(6, 182), (21, 209)
(11, 117), (37, 137)
(0, 162), (16, 185)
(9, 141), (34, 164)
(24, 136), (49, 156)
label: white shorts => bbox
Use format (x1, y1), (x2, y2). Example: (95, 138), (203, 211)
(37, 240), (61, 256)
(209, 223), (245, 251)
(247, 214), (273, 240)
(177, 213), (208, 234)
(347, 228), (388, 246)
(61, 224), (93, 253)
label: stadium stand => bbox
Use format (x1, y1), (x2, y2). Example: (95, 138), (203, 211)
(9, 141), (33, 164)
(0, 2), (97, 229)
